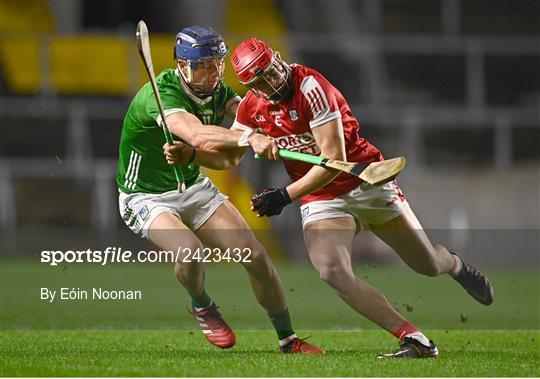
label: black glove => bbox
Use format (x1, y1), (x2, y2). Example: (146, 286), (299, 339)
(251, 187), (292, 217)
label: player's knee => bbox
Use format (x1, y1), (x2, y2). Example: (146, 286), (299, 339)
(240, 244), (268, 269)
(317, 263), (350, 288)
(238, 238), (268, 266)
(174, 241), (204, 272)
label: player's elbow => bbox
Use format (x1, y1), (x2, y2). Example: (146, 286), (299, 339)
(224, 158), (239, 169)
(217, 155), (242, 170)
(229, 153), (244, 167)
(222, 149), (245, 169)
(207, 157), (235, 170)
(212, 160), (229, 170)
(320, 144), (345, 161)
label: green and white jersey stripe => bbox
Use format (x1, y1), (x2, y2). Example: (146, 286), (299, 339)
(117, 68), (239, 194)
(124, 150), (142, 190)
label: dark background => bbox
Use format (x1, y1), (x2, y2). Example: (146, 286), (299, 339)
(0, 0), (538, 266)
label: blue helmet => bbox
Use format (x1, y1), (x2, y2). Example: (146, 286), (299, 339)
(174, 26), (228, 97)
(174, 26), (228, 64)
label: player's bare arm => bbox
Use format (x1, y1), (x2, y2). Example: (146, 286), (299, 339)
(166, 111), (276, 157)
(164, 141), (245, 170)
(250, 118), (345, 217)
(284, 118), (346, 201)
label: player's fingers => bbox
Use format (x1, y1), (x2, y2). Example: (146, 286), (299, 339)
(172, 142), (184, 151)
(271, 143), (279, 160)
(264, 145), (273, 160)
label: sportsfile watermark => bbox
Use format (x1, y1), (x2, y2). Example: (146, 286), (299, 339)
(40, 247), (252, 266)
(2, 229), (538, 330)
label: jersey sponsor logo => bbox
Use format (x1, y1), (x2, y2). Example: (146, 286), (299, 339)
(289, 109), (298, 121)
(272, 132), (320, 154)
(124, 150), (142, 190)
(269, 110), (284, 116)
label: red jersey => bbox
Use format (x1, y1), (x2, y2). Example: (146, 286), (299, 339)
(233, 64), (383, 204)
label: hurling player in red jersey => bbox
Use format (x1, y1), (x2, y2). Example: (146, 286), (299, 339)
(229, 38), (494, 358)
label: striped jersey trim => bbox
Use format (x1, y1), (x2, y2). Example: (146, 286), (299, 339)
(300, 75), (342, 129)
(309, 110), (341, 128)
(156, 108), (187, 128)
(231, 119), (254, 131)
(124, 150), (142, 190)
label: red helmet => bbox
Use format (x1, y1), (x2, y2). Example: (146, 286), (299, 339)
(231, 38), (273, 83)
(231, 38), (291, 103)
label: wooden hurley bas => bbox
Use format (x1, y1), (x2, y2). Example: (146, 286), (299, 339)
(255, 149), (406, 186)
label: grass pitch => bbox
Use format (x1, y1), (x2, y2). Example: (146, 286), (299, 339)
(2, 330), (539, 376)
(1, 260), (539, 376)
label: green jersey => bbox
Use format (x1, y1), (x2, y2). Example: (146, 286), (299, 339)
(117, 68), (239, 194)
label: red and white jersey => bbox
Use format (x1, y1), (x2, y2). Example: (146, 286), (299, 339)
(233, 64), (383, 204)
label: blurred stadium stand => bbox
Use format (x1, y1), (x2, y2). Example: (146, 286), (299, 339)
(0, 0), (538, 264)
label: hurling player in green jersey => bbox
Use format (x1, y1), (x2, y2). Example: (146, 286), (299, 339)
(117, 26), (323, 354)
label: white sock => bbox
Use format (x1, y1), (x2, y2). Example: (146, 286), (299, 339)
(449, 254), (463, 276)
(405, 331), (431, 347)
(279, 333), (298, 347)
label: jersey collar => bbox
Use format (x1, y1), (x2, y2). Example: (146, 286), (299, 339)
(175, 68), (213, 105)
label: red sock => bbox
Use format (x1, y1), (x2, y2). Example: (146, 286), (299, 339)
(392, 321), (420, 341)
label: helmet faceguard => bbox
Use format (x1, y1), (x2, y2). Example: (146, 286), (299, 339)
(231, 38), (292, 104)
(174, 26), (228, 98)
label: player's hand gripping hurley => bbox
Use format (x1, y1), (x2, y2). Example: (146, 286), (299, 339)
(136, 20), (187, 192)
(256, 150), (406, 186)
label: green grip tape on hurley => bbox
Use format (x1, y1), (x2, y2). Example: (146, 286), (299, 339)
(254, 149), (325, 166)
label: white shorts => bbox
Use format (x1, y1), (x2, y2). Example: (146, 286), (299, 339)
(300, 181), (409, 228)
(118, 177), (228, 238)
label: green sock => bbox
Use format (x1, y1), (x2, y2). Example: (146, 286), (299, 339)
(191, 290), (212, 309)
(269, 309), (295, 341)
